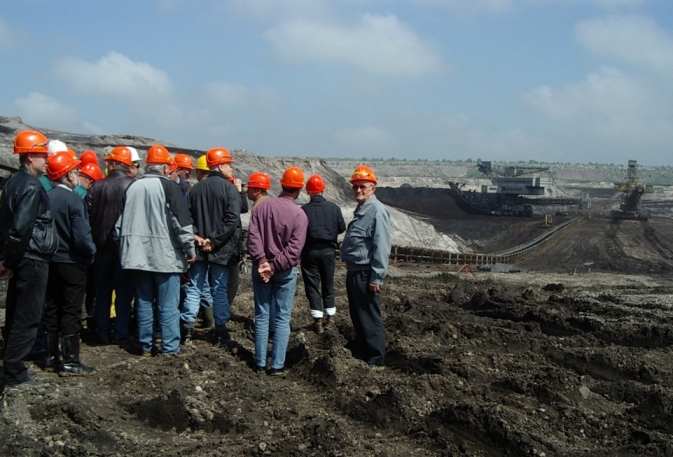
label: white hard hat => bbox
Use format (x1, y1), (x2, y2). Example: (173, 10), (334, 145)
(127, 147), (141, 162)
(47, 139), (68, 156)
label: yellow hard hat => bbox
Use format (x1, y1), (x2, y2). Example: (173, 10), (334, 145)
(195, 155), (209, 171)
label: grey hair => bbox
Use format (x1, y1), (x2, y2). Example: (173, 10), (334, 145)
(145, 164), (166, 174)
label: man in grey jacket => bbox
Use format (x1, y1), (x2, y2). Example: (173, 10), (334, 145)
(340, 165), (391, 371)
(117, 145), (196, 356)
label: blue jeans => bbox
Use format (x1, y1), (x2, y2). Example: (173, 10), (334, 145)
(181, 261), (230, 327)
(94, 249), (135, 339)
(253, 266), (297, 370)
(134, 271), (181, 354)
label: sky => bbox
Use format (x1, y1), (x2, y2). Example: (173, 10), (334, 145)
(1, 1), (672, 165)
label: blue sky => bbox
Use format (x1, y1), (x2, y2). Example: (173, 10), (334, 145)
(1, 0), (672, 165)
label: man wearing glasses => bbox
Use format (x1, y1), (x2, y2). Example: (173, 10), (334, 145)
(127, 147), (141, 178)
(340, 165), (391, 371)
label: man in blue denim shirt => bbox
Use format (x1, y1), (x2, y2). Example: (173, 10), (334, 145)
(340, 165), (391, 370)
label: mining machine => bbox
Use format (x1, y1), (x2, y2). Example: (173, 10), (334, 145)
(446, 161), (584, 217)
(611, 160), (653, 221)
(446, 161), (550, 217)
(476, 161), (550, 181)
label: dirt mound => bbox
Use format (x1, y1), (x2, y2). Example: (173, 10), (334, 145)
(2, 269), (673, 456)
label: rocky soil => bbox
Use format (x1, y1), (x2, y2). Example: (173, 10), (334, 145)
(2, 264), (673, 457)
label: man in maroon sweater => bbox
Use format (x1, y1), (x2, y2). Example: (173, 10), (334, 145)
(247, 167), (308, 376)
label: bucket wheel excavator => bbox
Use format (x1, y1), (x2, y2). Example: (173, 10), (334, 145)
(612, 160), (653, 221)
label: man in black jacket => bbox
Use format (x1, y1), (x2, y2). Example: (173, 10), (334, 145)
(43, 151), (96, 376)
(182, 147), (241, 346)
(301, 174), (346, 333)
(85, 146), (136, 344)
(0, 130), (55, 389)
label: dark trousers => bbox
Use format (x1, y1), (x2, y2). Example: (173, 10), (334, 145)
(44, 262), (88, 335)
(346, 269), (385, 367)
(227, 255), (240, 306)
(301, 247), (337, 316)
(84, 264), (95, 322)
(93, 249), (134, 339)
(3, 259), (49, 385)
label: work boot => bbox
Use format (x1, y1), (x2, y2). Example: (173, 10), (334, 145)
(60, 334), (95, 377)
(213, 326), (232, 348)
(181, 324), (194, 346)
(313, 318), (324, 334)
(324, 317), (336, 330)
(43, 332), (60, 371)
(201, 307), (215, 330)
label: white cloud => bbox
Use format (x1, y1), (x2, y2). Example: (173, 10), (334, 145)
(224, 0), (331, 20)
(54, 51), (174, 103)
(525, 67), (658, 123)
(575, 15), (673, 75)
(523, 66), (673, 162)
(411, 0), (512, 14)
(412, 0), (645, 13)
(13, 92), (79, 131)
(335, 126), (396, 150)
(203, 82), (279, 109)
(265, 13), (444, 77)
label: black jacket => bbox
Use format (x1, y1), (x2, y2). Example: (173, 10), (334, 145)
(0, 167), (56, 269)
(49, 185), (96, 265)
(301, 195), (346, 252)
(86, 170), (135, 253)
(187, 171), (242, 265)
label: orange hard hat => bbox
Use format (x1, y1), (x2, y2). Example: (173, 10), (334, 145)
(167, 157), (178, 174)
(247, 172), (271, 190)
(79, 163), (104, 181)
(305, 174), (326, 194)
(104, 146), (133, 167)
(14, 130), (48, 154)
(47, 151), (81, 181)
(206, 147), (233, 168)
(349, 165), (377, 185)
(79, 150), (98, 166)
(146, 144), (172, 165)
(175, 153), (194, 170)
(279, 167), (305, 189)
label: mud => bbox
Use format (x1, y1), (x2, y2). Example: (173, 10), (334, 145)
(2, 266), (673, 456)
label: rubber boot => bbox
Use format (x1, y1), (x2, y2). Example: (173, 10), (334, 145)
(44, 332), (60, 371)
(60, 334), (95, 377)
(201, 307), (215, 330)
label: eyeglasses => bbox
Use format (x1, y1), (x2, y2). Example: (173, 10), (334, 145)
(132, 162), (140, 169)
(352, 184), (371, 190)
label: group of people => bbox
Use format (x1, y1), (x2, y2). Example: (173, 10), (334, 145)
(0, 128), (391, 390)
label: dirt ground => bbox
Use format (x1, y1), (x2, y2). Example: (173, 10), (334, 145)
(1, 260), (673, 456)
